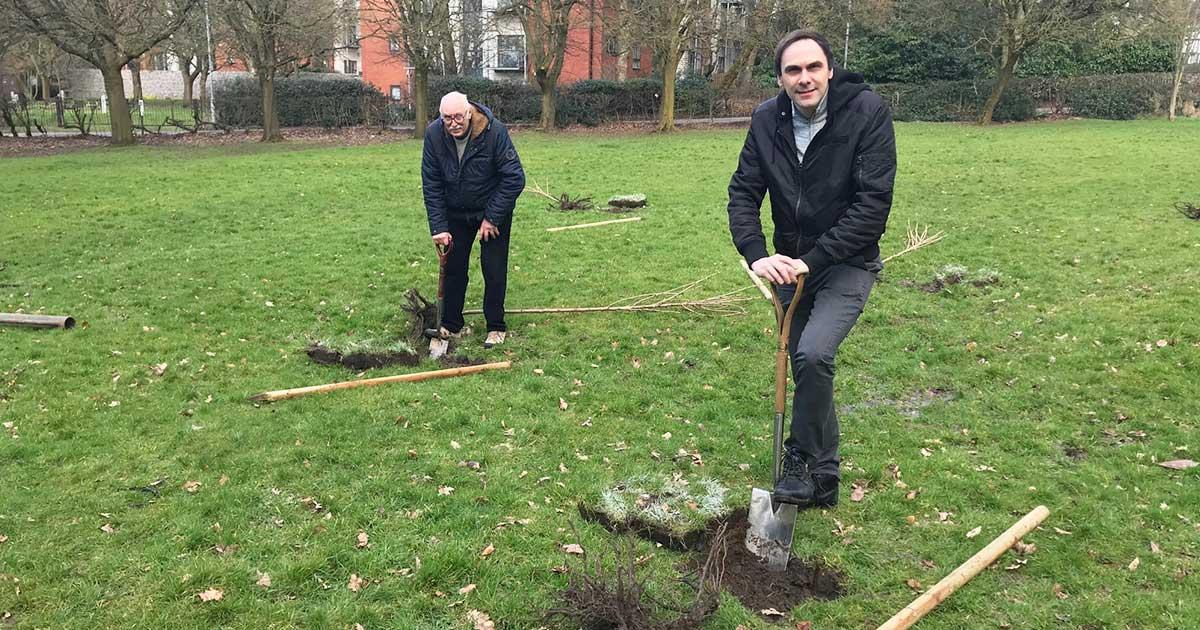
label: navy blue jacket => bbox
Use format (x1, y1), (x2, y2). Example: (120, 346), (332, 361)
(422, 102), (525, 234)
(727, 69), (896, 274)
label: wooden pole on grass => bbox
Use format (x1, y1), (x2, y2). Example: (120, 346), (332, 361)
(546, 217), (641, 232)
(248, 361), (512, 402)
(876, 505), (1051, 630)
(738, 259), (773, 302)
(0, 313), (76, 329)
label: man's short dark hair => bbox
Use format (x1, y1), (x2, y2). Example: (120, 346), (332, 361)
(774, 30), (835, 76)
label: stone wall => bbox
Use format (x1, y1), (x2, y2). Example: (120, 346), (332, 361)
(64, 69), (188, 99)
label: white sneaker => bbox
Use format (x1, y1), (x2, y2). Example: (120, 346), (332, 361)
(484, 331), (506, 348)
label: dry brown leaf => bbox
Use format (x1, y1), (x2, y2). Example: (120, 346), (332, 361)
(533, 368), (544, 375)
(183, 480), (201, 493)
(151, 362), (169, 377)
(559, 398), (568, 411)
(1053, 527), (1072, 536)
(850, 483), (867, 502)
(905, 578), (922, 591)
(551, 565), (569, 573)
(356, 531), (370, 549)
(562, 543), (584, 555)
(1157, 459), (1198, 470)
(438, 486), (454, 496)
(255, 571), (271, 588)
(480, 543), (495, 558)
(795, 623), (813, 630)
(100, 523), (116, 534)
(920, 448), (932, 458)
(760, 608), (784, 617)
(466, 610), (496, 630)
(1052, 583), (1069, 600)
(458, 583), (476, 595)
(198, 588), (223, 602)
(450, 440), (462, 450)
(966, 526), (982, 538)
(1151, 541), (1161, 554)
(905, 489), (918, 500)
(0, 534), (7, 544)
(348, 574), (365, 592)
(1014, 540), (1037, 555)
(1128, 557), (1141, 571)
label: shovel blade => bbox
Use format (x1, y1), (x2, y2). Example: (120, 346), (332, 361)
(745, 487), (798, 572)
(428, 337), (449, 360)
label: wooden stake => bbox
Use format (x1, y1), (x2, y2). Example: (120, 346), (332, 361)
(248, 361), (512, 403)
(0, 313), (75, 329)
(738, 259), (773, 302)
(876, 505), (1051, 630)
(546, 216), (641, 232)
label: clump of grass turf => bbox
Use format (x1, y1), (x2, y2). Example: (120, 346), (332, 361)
(580, 473), (730, 551)
(306, 335), (418, 370)
(912, 263), (1002, 293)
(1176, 201), (1200, 220)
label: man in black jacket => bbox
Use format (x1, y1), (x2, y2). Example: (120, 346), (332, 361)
(422, 91), (525, 352)
(727, 31), (896, 508)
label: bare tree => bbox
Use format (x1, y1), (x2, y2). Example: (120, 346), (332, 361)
(501, 0), (583, 130)
(1145, 0), (1200, 120)
(363, 0), (453, 135)
(3, 0), (198, 145)
(620, 0), (707, 131)
(964, 0), (1111, 124)
(215, 0), (349, 141)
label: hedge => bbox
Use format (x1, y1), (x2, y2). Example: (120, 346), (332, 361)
(212, 73), (392, 128)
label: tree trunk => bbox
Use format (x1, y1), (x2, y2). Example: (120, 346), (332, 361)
(259, 73), (282, 142)
(39, 75), (51, 101)
(713, 45), (756, 97)
(198, 69), (211, 121)
(101, 64), (136, 145)
(978, 53), (1018, 125)
(1169, 36), (1187, 122)
(413, 66), (430, 138)
(538, 78), (557, 130)
(129, 58), (144, 102)
(657, 50), (682, 132)
(180, 57), (195, 103)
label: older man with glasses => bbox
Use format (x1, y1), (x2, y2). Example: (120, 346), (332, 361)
(421, 91), (526, 353)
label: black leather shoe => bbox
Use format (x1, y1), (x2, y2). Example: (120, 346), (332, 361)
(773, 449), (815, 506)
(813, 474), (839, 507)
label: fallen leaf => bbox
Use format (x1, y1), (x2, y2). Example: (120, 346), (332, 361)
(255, 572), (271, 588)
(348, 574), (365, 592)
(760, 608), (784, 617)
(559, 398), (568, 411)
(850, 483), (867, 502)
(1151, 541), (1161, 554)
(100, 523), (116, 534)
(796, 623), (813, 630)
(920, 448), (932, 458)
(1128, 557), (1140, 571)
(480, 543), (495, 558)
(562, 543), (584, 555)
(198, 588), (223, 602)
(151, 363), (168, 376)
(1013, 540), (1037, 555)
(218, 475), (229, 486)
(183, 480), (201, 493)
(0, 534), (7, 543)
(1052, 583), (1069, 599)
(438, 486), (454, 496)
(356, 531), (370, 549)
(966, 526), (982, 538)
(551, 565), (569, 573)
(1158, 459), (1197, 470)
(458, 583), (476, 595)
(1053, 527), (1072, 536)
(905, 578), (922, 591)
(466, 610), (495, 630)
(533, 368), (544, 375)
(905, 515), (917, 525)
(450, 440), (462, 450)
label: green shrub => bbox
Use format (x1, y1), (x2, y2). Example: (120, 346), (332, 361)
(212, 73), (387, 128)
(1063, 82), (1154, 120)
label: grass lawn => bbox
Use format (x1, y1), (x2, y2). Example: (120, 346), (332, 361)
(1, 119), (1198, 629)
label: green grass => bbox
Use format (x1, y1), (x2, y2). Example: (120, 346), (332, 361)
(10, 99), (194, 134)
(2, 119), (1199, 628)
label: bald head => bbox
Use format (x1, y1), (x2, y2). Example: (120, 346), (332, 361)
(440, 92), (472, 138)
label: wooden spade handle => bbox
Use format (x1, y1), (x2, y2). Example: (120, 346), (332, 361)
(876, 505), (1051, 630)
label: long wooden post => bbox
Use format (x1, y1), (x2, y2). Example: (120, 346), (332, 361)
(0, 313), (75, 329)
(248, 361), (512, 402)
(876, 505), (1051, 630)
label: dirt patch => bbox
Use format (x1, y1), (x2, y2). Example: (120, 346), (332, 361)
(840, 388), (955, 419)
(306, 344), (420, 370)
(710, 509), (846, 617)
(1062, 444), (1088, 461)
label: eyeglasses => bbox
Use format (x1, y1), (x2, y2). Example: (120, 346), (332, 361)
(441, 112), (466, 124)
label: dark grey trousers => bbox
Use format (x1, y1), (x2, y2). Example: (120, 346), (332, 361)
(776, 261), (878, 479)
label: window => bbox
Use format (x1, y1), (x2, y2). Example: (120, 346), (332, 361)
(604, 36), (618, 57)
(631, 47), (641, 71)
(343, 59), (358, 74)
(390, 85), (403, 101)
(495, 35), (524, 71)
(388, 36), (401, 54)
